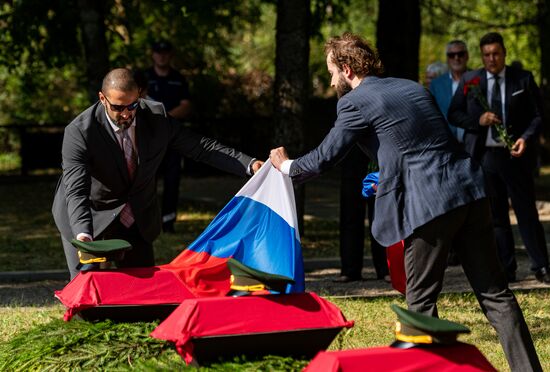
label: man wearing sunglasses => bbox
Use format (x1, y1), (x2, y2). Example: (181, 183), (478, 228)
(448, 32), (549, 286)
(52, 68), (262, 279)
(429, 40), (469, 144)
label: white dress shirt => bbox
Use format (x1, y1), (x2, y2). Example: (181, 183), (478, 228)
(76, 111), (137, 241)
(485, 68), (506, 147)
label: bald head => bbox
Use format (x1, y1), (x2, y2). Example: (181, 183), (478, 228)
(101, 68), (138, 94)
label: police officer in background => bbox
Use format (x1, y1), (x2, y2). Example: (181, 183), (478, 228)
(146, 40), (192, 233)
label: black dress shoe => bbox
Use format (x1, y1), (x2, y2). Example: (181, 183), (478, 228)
(332, 275), (363, 283)
(506, 272), (517, 283)
(535, 267), (550, 284)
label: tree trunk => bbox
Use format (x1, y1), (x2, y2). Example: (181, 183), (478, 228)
(274, 0), (310, 235)
(376, 0), (421, 80)
(539, 0), (550, 142)
(78, 0), (110, 103)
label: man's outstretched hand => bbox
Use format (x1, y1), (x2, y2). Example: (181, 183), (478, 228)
(269, 147), (289, 171)
(251, 160), (264, 174)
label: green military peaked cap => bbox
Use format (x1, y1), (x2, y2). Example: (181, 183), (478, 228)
(390, 304), (470, 346)
(226, 258), (295, 294)
(71, 239), (132, 265)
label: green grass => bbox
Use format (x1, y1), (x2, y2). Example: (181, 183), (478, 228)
(1, 291), (549, 370)
(0, 177), (341, 271)
(0, 152), (20, 173)
(1, 174), (550, 370)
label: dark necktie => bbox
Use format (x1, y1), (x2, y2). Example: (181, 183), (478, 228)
(119, 129), (136, 228)
(490, 75), (503, 142)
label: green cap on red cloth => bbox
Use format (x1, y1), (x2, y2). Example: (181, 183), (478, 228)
(71, 239), (132, 265)
(226, 258), (295, 295)
(391, 304), (470, 346)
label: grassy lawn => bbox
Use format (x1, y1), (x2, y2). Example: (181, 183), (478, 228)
(0, 291), (549, 370)
(0, 176), (340, 271)
(1, 173), (550, 370)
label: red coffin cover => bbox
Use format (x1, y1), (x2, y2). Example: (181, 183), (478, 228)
(150, 292), (354, 364)
(55, 251), (230, 321)
(304, 343), (496, 372)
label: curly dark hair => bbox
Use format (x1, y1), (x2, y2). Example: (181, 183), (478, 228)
(324, 32), (384, 78)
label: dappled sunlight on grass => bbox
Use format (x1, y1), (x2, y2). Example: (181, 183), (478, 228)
(177, 211), (216, 221)
(330, 291), (550, 371)
(0, 306), (64, 343)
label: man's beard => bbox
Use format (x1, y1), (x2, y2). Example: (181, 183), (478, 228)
(336, 73), (352, 98)
(108, 111), (134, 130)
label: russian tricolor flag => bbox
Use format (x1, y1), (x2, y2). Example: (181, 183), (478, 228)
(168, 159), (305, 293)
(56, 161), (305, 320)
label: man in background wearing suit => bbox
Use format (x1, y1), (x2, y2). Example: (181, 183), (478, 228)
(430, 39), (469, 143)
(270, 32), (541, 371)
(336, 146), (389, 283)
(52, 68), (262, 280)
(448, 32), (549, 285)
(145, 40), (193, 234)
(429, 39), (470, 267)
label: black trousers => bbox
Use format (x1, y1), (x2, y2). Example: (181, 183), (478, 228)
(339, 147), (388, 279)
(62, 219), (154, 280)
(481, 148), (549, 274)
(404, 198), (541, 371)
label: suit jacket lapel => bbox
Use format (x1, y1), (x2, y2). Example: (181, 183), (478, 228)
(94, 103), (130, 184)
(134, 110), (149, 180)
(479, 70), (490, 142)
(504, 66), (513, 124)
(480, 69), (488, 100)
(446, 74), (453, 96)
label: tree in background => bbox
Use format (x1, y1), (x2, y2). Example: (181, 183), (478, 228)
(77, 0), (109, 102)
(376, 0), (421, 80)
(538, 0), (550, 142)
(273, 0), (310, 234)
(1, 0), (549, 149)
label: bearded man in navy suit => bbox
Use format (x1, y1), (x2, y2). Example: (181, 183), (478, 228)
(448, 32), (549, 285)
(270, 32), (541, 371)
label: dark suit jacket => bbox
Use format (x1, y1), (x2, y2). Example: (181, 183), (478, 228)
(52, 100), (253, 243)
(289, 76), (487, 246)
(447, 66), (542, 162)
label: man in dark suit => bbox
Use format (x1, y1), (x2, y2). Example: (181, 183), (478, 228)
(146, 40), (193, 234)
(448, 32), (549, 284)
(270, 33), (541, 371)
(52, 68), (262, 279)
(429, 40), (470, 267)
(336, 147), (389, 282)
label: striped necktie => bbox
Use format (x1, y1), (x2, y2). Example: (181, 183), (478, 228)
(119, 128), (136, 228)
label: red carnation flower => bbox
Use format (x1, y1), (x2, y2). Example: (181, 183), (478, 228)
(463, 76), (481, 95)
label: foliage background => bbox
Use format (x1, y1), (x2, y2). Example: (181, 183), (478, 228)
(0, 0), (544, 125)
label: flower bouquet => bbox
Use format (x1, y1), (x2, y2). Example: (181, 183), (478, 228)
(463, 76), (514, 150)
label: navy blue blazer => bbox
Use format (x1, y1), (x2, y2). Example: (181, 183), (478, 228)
(447, 66), (542, 161)
(430, 73), (453, 117)
(429, 73), (464, 141)
(290, 76), (487, 246)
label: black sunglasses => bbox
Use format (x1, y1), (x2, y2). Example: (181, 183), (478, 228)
(447, 51), (466, 59)
(102, 94), (140, 112)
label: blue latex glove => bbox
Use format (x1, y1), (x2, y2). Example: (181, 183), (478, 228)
(362, 172), (379, 198)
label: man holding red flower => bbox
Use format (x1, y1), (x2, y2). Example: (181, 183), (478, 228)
(448, 32), (549, 285)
